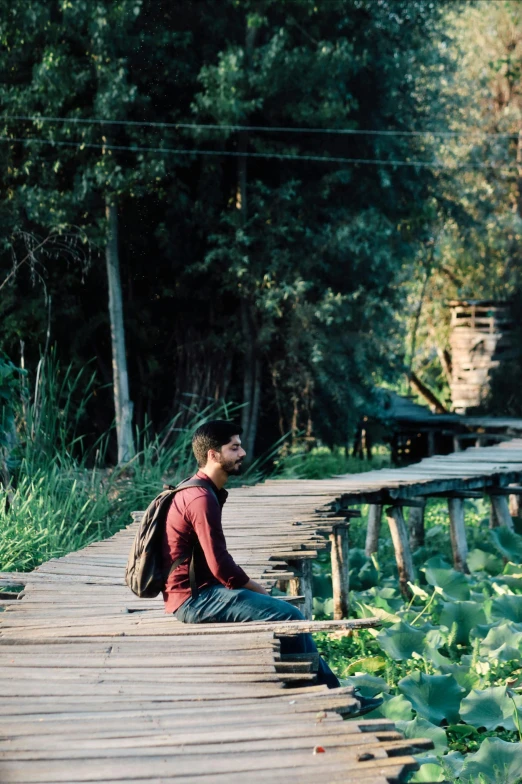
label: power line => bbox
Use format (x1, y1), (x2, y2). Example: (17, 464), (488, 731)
(1, 114), (520, 139)
(0, 135), (516, 170)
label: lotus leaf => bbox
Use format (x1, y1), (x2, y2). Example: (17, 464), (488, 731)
(492, 594), (522, 624)
(395, 716), (448, 753)
(376, 620), (426, 660)
(460, 685), (522, 731)
(409, 761), (444, 782)
(490, 527), (522, 563)
(408, 582), (431, 600)
(355, 601), (400, 624)
(423, 644), (453, 669)
(344, 655), (386, 675)
(373, 692), (414, 721)
(398, 672), (464, 724)
(425, 525), (445, 540)
(503, 562), (522, 576)
(436, 660), (481, 691)
(479, 622), (522, 661)
(499, 576), (522, 593)
(358, 559), (379, 588)
(439, 600), (487, 645)
(467, 548), (503, 574)
(341, 673), (388, 697)
(440, 750), (466, 778)
(460, 737), (522, 783)
(425, 555), (452, 569)
(422, 562), (470, 600)
(348, 548), (367, 570)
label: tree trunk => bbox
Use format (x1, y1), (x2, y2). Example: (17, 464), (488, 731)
(237, 19), (261, 459)
(408, 371), (448, 413)
(105, 199), (135, 464)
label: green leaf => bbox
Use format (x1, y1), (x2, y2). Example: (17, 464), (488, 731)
(409, 762), (445, 782)
(440, 750), (466, 778)
(423, 560), (470, 600)
(460, 686), (522, 731)
(490, 527), (522, 563)
(447, 723), (480, 738)
(344, 656), (386, 675)
(398, 672), (464, 724)
(395, 716), (448, 754)
(372, 693), (415, 721)
(460, 737), (522, 783)
(340, 673), (389, 697)
(439, 600), (487, 645)
(479, 622), (522, 661)
(492, 594), (522, 624)
(376, 620), (426, 660)
(355, 601), (400, 623)
(467, 548), (503, 574)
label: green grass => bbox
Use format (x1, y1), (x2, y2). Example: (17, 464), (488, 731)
(0, 354), (249, 572)
(273, 445), (391, 479)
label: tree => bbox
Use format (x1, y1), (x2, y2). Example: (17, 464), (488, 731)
(0, 0), (460, 455)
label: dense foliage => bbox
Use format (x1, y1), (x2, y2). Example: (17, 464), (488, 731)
(0, 0), (459, 457)
(314, 501), (522, 783)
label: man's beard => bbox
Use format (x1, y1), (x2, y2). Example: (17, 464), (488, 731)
(219, 456), (244, 475)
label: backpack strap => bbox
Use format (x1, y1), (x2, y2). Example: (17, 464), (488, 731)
(165, 478), (219, 600)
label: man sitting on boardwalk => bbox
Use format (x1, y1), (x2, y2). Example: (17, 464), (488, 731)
(162, 419), (381, 708)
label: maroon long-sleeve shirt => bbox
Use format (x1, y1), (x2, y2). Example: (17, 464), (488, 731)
(162, 470), (249, 613)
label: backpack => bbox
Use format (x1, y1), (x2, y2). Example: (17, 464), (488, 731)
(125, 478), (217, 599)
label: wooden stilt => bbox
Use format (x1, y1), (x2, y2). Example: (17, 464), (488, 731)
(365, 504), (382, 557)
(489, 501), (500, 529)
(408, 498), (426, 550)
(385, 506), (414, 598)
(509, 491), (520, 519)
(288, 559), (313, 620)
(329, 524), (350, 620)
(447, 497), (469, 573)
(490, 495), (515, 532)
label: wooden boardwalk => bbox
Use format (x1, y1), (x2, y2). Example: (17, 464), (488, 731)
(3, 440), (522, 783)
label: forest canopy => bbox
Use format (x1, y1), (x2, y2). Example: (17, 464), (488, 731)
(2, 0), (522, 460)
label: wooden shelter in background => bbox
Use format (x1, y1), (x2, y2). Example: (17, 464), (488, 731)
(449, 300), (515, 413)
(378, 390), (522, 464)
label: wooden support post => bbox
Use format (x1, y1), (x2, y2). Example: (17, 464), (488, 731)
(288, 559), (313, 620)
(490, 495), (515, 532)
(365, 504), (382, 557)
(447, 497), (469, 573)
(508, 486), (521, 518)
(408, 497), (426, 550)
(329, 524), (350, 620)
(385, 506), (414, 598)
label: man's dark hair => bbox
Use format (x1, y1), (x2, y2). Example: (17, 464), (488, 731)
(192, 420), (243, 468)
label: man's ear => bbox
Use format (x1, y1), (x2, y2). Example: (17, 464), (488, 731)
(207, 448), (220, 464)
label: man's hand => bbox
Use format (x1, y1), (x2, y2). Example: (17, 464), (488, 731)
(243, 578), (269, 595)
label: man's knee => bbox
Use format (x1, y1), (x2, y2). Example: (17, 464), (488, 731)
(279, 600), (305, 621)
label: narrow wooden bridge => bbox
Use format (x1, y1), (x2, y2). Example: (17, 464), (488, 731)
(2, 440), (522, 783)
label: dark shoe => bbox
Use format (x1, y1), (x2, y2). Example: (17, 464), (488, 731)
(352, 690), (384, 717)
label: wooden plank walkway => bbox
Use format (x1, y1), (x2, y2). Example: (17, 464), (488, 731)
(4, 439), (521, 782)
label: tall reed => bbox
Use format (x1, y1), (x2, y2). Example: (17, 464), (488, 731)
(0, 355), (244, 572)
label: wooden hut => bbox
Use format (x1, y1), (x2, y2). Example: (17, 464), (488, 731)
(449, 300), (514, 413)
